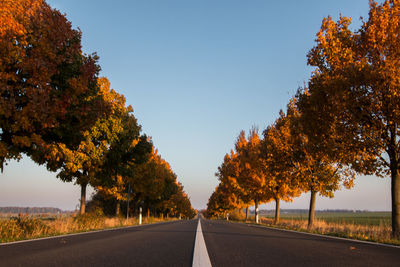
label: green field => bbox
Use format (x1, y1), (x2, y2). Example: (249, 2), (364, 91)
(261, 211), (391, 226)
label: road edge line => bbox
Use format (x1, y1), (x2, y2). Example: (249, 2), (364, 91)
(192, 218), (212, 267)
(0, 219), (182, 246)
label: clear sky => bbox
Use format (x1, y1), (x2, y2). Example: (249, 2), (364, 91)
(0, 0), (390, 211)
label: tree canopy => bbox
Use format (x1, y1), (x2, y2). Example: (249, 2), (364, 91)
(0, 0), (195, 219)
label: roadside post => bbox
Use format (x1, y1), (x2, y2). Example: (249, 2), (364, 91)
(139, 207), (142, 225)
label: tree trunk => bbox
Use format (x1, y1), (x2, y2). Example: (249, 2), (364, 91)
(391, 166), (400, 239)
(115, 200), (120, 217)
(274, 197), (280, 224)
(79, 183), (87, 215)
(255, 199), (259, 224)
(147, 208), (150, 218)
(245, 206), (249, 222)
(126, 184), (131, 220)
(308, 190), (317, 229)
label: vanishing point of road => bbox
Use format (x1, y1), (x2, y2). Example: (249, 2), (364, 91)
(0, 216), (399, 267)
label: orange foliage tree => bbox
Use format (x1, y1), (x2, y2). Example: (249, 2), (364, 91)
(216, 151), (253, 217)
(235, 129), (272, 223)
(122, 148), (195, 218)
(206, 184), (239, 219)
(45, 77), (126, 214)
(164, 182), (196, 219)
(90, 146), (195, 219)
(0, 0), (195, 219)
(0, 0), (101, 171)
(288, 99), (355, 228)
(298, 0), (400, 237)
(261, 110), (301, 224)
(96, 96), (151, 217)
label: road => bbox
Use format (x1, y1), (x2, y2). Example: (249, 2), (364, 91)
(0, 220), (197, 267)
(0, 217), (399, 266)
(201, 219), (400, 267)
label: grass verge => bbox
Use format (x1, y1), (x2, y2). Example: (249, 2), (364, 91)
(227, 216), (399, 246)
(0, 213), (177, 243)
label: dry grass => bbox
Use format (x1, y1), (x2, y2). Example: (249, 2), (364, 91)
(0, 213), (176, 243)
(254, 217), (399, 246)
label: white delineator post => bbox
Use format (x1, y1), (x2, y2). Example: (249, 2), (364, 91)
(255, 201), (259, 224)
(192, 216), (212, 267)
(139, 207), (142, 225)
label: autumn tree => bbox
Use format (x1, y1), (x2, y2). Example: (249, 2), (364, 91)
(235, 129), (272, 223)
(206, 190), (221, 218)
(45, 77), (126, 214)
(97, 109), (152, 216)
(0, 0), (195, 220)
(97, 175), (126, 216)
(126, 148), (173, 216)
(283, 98), (354, 228)
(89, 147), (194, 219)
(208, 149), (255, 220)
(0, 0), (102, 171)
(261, 111), (301, 224)
(206, 186), (232, 219)
(216, 151), (254, 217)
(112, 147), (194, 218)
(164, 182), (195, 219)
(157, 171), (181, 218)
(298, 0), (400, 237)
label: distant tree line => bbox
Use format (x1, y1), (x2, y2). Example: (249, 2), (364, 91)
(0, 0), (195, 219)
(206, 0), (400, 238)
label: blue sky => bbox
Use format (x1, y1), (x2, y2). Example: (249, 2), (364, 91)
(0, 0), (390, 211)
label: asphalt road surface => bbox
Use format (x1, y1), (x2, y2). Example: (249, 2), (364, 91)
(0, 220), (197, 267)
(201, 219), (400, 267)
(1, 217), (399, 266)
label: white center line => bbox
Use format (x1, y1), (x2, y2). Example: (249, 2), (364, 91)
(192, 217), (212, 267)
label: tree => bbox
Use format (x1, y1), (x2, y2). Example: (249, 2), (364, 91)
(216, 151), (253, 216)
(298, 0), (400, 237)
(235, 129), (272, 223)
(127, 148), (172, 215)
(96, 109), (151, 216)
(286, 99), (355, 228)
(46, 77), (126, 214)
(262, 111), (301, 224)
(90, 147), (195, 219)
(206, 190), (222, 218)
(0, 0), (101, 171)
(165, 182), (195, 219)
(96, 175), (126, 216)
(206, 185), (234, 219)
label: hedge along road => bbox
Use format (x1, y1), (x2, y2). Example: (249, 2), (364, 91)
(1, 217), (399, 267)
